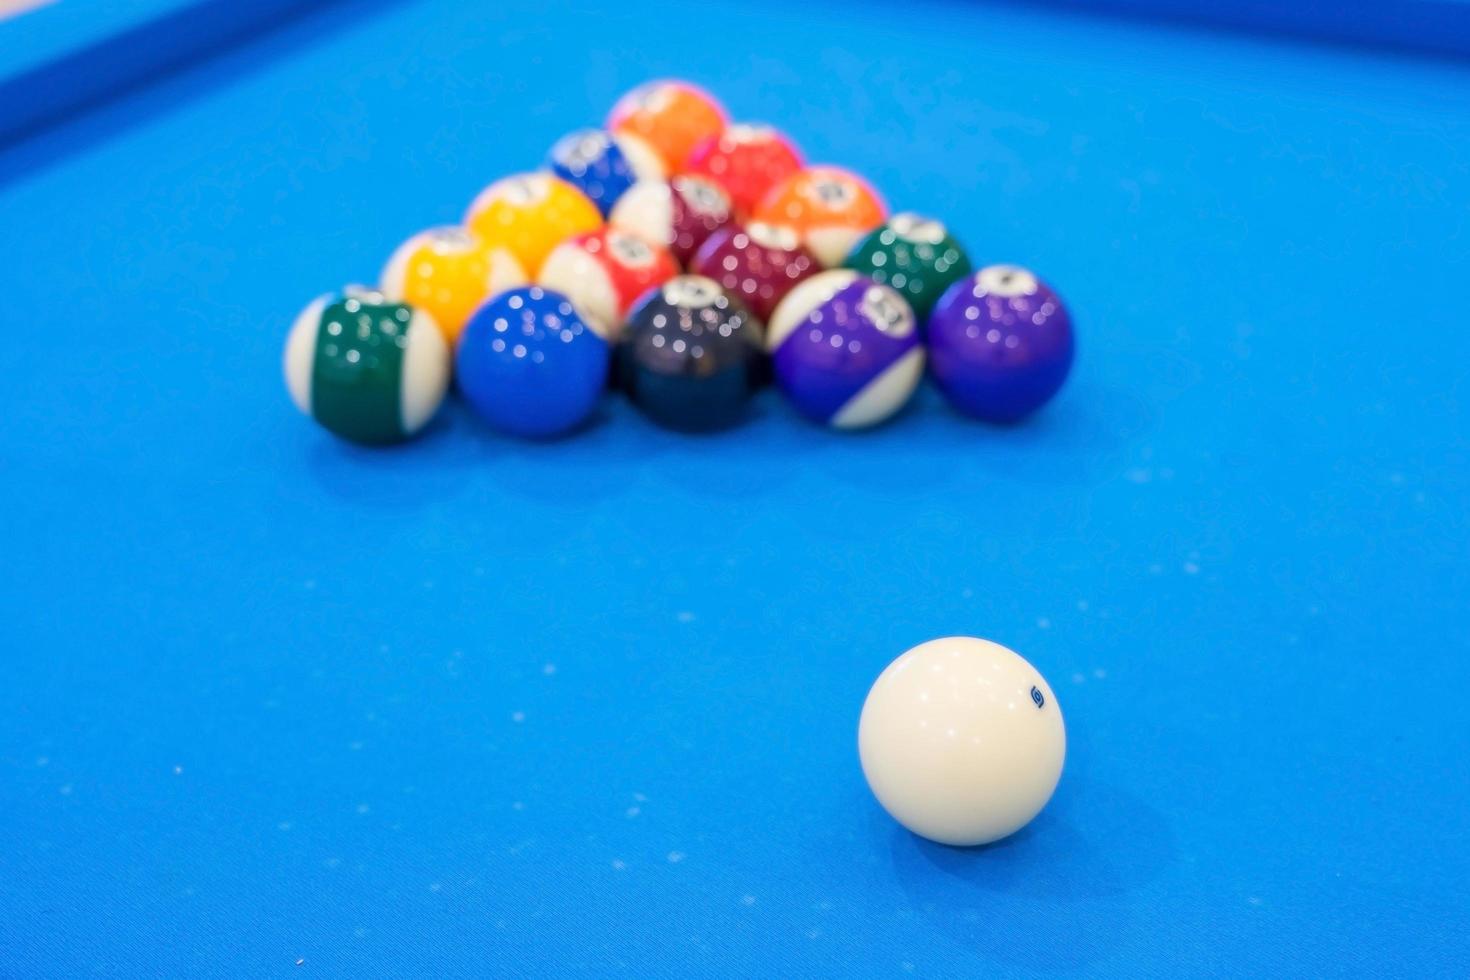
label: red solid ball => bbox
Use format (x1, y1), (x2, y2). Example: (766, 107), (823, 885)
(686, 124), (804, 217)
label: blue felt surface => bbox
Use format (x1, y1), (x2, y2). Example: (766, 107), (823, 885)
(1, 0), (1469, 976)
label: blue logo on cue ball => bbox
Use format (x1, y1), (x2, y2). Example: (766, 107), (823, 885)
(1030, 686), (1045, 709)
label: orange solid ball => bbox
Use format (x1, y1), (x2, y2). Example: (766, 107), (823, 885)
(607, 79), (727, 173)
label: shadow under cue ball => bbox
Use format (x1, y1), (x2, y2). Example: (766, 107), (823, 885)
(858, 636), (1066, 847)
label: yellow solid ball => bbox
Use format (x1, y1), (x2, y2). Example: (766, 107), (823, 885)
(379, 226), (527, 345)
(464, 172), (602, 277)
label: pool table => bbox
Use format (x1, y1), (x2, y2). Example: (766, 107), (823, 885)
(2, 1), (1467, 975)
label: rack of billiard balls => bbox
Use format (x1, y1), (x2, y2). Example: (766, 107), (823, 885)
(283, 80), (1075, 445)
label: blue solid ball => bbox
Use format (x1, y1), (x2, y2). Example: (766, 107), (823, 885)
(456, 286), (610, 438)
(548, 129), (660, 216)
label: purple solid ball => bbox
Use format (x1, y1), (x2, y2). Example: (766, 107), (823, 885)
(927, 265), (1074, 422)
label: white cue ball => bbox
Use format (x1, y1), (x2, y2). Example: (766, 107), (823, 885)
(858, 636), (1066, 846)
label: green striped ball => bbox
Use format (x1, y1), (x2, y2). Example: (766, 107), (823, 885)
(284, 287), (450, 445)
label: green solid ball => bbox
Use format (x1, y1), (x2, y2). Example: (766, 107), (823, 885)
(284, 287), (450, 445)
(844, 213), (972, 322)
